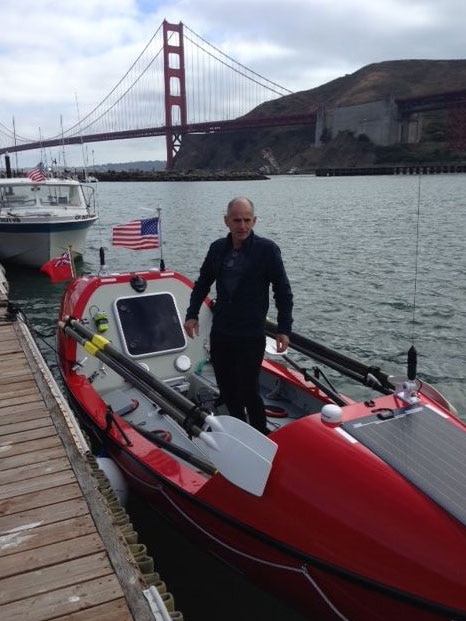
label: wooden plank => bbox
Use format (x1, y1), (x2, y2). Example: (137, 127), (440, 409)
(0, 445), (65, 472)
(0, 516), (101, 565)
(0, 435), (63, 461)
(0, 358), (30, 372)
(0, 456), (70, 485)
(0, 469), (77, 501)
(0, 575), (129, 621)
(0, 392), (44, 409)
(0, 341), (24, 355)
(0, 403), (50, 424)
(0, 552), (115, 604)
(0, 367), (32, 382)
(0, 485), (85, 522)
(0, 423), (57, 446)
(0, 533), (105, 580)
(0, 416), (55, 437)
(0, 382), (40, 400)
(52, 600), (134, 621)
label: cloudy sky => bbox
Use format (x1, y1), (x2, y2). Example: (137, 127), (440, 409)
(1, 0), (465, 168)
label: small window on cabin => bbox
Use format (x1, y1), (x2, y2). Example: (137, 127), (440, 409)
(114, 292), (187, 357)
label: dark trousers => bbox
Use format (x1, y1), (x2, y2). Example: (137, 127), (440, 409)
(209, 332), (267, 433)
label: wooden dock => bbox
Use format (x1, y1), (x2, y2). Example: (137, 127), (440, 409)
(0, 269), (180, 621)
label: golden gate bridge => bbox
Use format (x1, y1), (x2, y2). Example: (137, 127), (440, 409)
(0, 21), (316, 170)
(3, 21), (466, 170)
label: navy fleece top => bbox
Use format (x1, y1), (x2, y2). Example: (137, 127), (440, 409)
(185, 231), (293, 338)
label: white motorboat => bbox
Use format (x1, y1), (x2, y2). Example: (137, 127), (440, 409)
(0, 168), (98, 268)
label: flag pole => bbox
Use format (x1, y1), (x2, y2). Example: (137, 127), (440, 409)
(157, 207), (165, 271)
(68, 245), (76, 278)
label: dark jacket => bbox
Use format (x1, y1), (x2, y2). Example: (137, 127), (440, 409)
(185, 231), (293, 338)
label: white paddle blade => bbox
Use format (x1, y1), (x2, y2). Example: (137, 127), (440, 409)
(203, 414), (278, 462)
(195, 431), (275, 496)
(265, 335), (288, 356)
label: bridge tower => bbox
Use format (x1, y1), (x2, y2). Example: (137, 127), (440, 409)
(163, 21), (187, 170)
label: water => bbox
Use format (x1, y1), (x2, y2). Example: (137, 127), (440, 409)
(5, 174), (466, 620)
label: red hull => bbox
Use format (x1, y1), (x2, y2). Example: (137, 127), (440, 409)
(57, 269), (466, 621)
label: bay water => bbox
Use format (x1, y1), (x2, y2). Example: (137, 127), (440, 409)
(5, 173), (466, 620)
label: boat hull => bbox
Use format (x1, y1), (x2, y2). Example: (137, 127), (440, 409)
(0, 216), (97, 266)
(0, 176), (98, 267)
(65, 394), (466, 621)
(56, 268), (466, 621)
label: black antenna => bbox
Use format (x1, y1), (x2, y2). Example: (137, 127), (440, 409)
(98, 246), (108, 276)
(406, 171), (422, 380)
(407, 345), (417, 381)
(157, 207), (165, 271)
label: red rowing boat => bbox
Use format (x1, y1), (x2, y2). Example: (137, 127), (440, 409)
(56, 254), (466, 621)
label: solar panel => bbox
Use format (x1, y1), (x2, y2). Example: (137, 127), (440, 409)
(342, 405), (466, 527)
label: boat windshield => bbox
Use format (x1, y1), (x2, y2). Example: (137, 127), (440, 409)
(114, 292), (187, 357)
(0, 183), (83, 210)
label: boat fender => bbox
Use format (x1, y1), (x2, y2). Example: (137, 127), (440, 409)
(96, 456), (128, 506)
(321, 404), (342, 425)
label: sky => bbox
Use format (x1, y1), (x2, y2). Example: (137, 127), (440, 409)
(1, 0), (465, 168)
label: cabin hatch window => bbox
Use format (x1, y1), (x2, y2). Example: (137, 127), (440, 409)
(114, 292), (186, 357)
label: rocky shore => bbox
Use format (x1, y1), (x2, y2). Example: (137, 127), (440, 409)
(89, 170), (269, 182)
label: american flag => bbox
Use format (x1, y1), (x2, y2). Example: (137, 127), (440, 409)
(112, 217), (160, 250)
(27, 162), (46, 182)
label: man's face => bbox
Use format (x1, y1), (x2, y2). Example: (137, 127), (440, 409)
(224, 200), (256, 246)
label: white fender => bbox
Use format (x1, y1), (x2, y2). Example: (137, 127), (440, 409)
(96, 456), (128, 506)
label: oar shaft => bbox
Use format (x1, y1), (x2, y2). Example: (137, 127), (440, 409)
(265, 319), (393, 394)
(134, 425), (216, 475)
(62, 324), (205, 437)
(66, 317), (209, 422)
(60, 322), (275, 496)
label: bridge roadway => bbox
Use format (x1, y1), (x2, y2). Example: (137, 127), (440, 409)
(2, 87), (466, 164)
(0, 113), (317, 157)
(396, 88), (466, 115)
(0, 273), (182, 621)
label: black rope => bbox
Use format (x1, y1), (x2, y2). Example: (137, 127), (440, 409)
(104, 406), (133, 446)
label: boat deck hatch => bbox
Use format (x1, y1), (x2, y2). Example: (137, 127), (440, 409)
(342, 405), (466, 527)
(114, 292), (187, 357)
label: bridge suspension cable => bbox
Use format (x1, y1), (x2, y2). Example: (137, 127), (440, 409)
(0, 20), (297, 162)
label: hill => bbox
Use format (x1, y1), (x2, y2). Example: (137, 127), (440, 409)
(93, 160), (165, 173)
(173, 59), (466, 172)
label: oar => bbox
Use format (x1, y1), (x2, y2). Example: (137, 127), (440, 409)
(265, 319), (393, 394)
(60, 323), (276, 496)
(130, 424), (217, 476)
(265, 337), (349, 407)
(63, 316), (276, 461)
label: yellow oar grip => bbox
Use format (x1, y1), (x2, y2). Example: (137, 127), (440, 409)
(83, 341), (99, 356)
(91, 334), (110, 349)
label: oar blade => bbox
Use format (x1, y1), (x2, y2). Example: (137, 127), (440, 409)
(194, 431), (276, 497)
(204, 414), (277, 462)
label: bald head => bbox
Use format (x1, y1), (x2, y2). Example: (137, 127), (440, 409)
(227, 197), (255, 215)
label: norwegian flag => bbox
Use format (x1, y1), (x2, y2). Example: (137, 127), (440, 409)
(40, 250), (75, 283)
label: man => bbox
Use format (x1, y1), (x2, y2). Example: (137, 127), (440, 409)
(184, 197), (293, 435)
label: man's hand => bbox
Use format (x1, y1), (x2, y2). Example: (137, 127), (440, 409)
(184, 318), (199, 339)
(276, 334), (289, 353)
